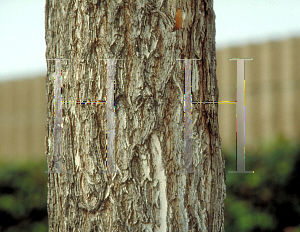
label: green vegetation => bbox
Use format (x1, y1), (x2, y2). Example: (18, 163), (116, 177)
(0, 159), (48, 232)
(224, 135), (300, 232)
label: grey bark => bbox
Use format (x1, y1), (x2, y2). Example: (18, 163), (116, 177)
(45, 0), (226, 231)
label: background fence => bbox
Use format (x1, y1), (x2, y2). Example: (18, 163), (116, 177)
(0, 37), (299, 162)
(217, 37), (300, 151)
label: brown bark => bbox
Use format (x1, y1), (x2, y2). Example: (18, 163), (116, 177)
(45, 0), (225, 231)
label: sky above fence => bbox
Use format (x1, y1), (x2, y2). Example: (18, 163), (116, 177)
(0, 0), (300, 82)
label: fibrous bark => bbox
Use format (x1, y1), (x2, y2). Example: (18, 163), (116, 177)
(45, 0), (225, 231)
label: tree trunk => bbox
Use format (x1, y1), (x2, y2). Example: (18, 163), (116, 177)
(45, 0), (226, 231)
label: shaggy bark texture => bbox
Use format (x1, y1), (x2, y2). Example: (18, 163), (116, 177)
(45, 0), (226, 231)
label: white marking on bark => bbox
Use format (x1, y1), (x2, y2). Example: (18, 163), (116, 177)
(104, 184), (110, 200)
(75, 153), (80, 170)
(120, 111), (127, 130)
(152, 133), (167, 232)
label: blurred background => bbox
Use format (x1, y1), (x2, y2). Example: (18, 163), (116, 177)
(0, 0), (300, 231)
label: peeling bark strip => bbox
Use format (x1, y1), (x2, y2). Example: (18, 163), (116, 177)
(53, 59), (62, 173)
(176, 59), (202, 174)
(228, 58), (254, 173)
(184, 59), (192, 173)
(106, 59), (116, 173)
(151, 133), (167, 232)
(45, 58), (72, 174)
(45, 0), (226, 231)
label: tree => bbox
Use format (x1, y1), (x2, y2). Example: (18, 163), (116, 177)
(45, 0), (226, 231)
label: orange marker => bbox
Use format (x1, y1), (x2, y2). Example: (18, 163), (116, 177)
(173, 8), (183, 31)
